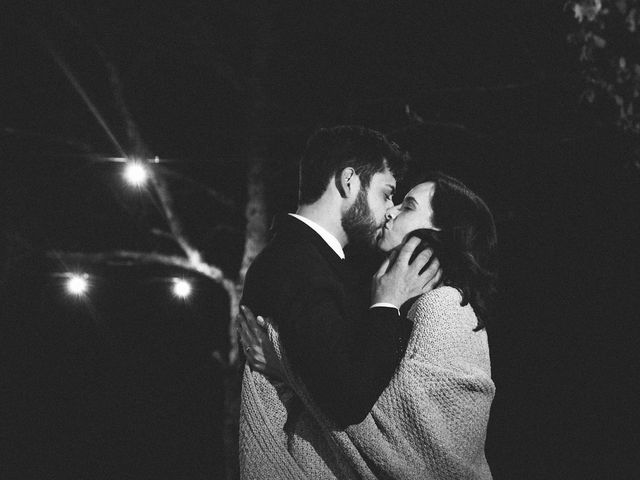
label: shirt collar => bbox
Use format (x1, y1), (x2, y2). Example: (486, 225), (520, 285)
(288, 213), (345, 259)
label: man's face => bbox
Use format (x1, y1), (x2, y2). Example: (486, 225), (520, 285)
(342, 168), (396, 248)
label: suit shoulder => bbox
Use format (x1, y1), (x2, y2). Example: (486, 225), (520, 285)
(246, 237), (329, 279)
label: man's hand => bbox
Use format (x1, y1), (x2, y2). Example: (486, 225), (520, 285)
(371, 236), (442, 308)
(238, 305), (284, 381)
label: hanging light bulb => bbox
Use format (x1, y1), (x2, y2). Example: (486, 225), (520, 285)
(66, 273), (90, 296)
(172, 278), (192, 299)
(123, 161), (148, 186)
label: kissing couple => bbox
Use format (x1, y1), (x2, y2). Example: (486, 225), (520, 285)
(238, 126), (497, 479)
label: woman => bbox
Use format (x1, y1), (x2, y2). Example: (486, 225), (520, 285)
(240, 171), (497, 479)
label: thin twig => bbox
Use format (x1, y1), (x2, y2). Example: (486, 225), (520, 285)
(47, 249), (230, 285)
(2, 127), (93, 152)
(43, 41), (126, 157)
(150, 228), (176, 243)
(157, 166), (238, 210)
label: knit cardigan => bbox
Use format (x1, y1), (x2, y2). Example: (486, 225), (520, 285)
(239, 286), (495, 480)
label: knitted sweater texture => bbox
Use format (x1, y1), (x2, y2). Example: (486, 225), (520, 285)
(239, 286), (495, 479)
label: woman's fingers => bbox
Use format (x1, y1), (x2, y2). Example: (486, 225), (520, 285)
(396, 236), (422, 266)
(238, 310), (258, 362)
(420, 256), (442, 289)
(238, 313), (255, 346)
(238, 308), (281, 379)
(432, 267), (443, 287)
(374, 256), (391, 277)
(240, 328), (253, 359)
(240, 305), (263, 342)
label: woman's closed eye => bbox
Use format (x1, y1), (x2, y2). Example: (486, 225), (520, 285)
(402, 197), (418, 211)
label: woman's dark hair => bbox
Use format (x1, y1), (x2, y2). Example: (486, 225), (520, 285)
(410, 171), (497, 330)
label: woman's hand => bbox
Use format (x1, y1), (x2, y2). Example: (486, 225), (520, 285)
(238, 305), (284, 381)
(372, 236), (442, 307)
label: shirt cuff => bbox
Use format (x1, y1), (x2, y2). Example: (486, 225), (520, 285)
(369, 303), (400, 314)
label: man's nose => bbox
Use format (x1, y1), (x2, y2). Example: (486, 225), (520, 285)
(385, 205), (399, 220)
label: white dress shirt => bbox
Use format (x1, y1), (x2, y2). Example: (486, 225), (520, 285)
(289, 213), (345, 259)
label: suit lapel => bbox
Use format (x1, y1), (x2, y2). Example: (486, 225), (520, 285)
(271, 215), (347, 279)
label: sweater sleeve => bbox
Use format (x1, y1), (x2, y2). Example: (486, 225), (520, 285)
(280, 278), (411, 428)
(390, 287), (495, 475)
(406, 287), (492, 376)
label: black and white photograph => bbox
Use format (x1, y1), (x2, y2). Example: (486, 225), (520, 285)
(2, 1), (637, 479)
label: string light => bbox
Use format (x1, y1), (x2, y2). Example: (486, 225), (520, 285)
(57, 274), (200, 300)
(65, 273), (90, 296)
(123, 161), (149, 186)
(172, 278), (192, 299)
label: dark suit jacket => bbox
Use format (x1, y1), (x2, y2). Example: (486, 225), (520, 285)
(241, 214), (411, 427)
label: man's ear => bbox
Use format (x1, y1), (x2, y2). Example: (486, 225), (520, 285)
(335, 167), (358, 199)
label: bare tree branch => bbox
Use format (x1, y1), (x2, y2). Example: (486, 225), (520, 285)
(95, 52), (206, 265)
(152, 224), (242, 239)
(47, 249), (228, 282)
(404, 104), (425, 124)
(350, 75), (567, 110)
(149, 171), (204, 265)
(158, 166), (238, 210)
(43, 42), (127, 157)
(2, 127), (93, 152)
(389, 119), (490, 140)
(47, 249), (240, 359)
(59, 11), (144, 153)
(150, 228), (176, 243)
(104, 60), (143, 152)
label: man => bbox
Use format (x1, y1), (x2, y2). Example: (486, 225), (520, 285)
(238, 126), (440, 478)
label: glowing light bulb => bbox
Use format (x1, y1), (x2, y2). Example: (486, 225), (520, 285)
(172, 278), (192, 299)
(66, 273), (89, 296)
(124, 162), (148, 186)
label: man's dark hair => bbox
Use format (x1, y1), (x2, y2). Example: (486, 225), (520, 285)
(298, 125), (408, 205)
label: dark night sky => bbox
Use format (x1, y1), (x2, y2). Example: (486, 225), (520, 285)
(2, 1), (582, 257)
(1, 1), (638, 479)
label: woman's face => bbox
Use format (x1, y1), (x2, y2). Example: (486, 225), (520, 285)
(377, 182), (439, 252)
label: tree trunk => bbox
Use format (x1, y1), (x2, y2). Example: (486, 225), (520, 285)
(221, 159), (269, 480)
(222, 6), (273, 478)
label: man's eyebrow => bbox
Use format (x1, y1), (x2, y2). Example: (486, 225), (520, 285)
(385, 184), (396, 195)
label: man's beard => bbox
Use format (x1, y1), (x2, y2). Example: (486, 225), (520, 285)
(341, 189), (380, 249)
